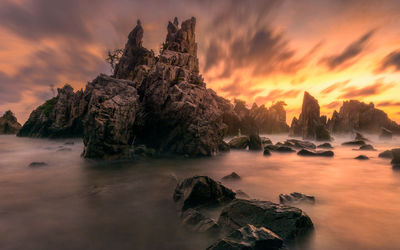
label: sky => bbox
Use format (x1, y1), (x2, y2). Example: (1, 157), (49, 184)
(0, 0), (400, 124)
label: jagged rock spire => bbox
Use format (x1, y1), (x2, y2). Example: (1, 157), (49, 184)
(128, 19), (144, 48)
(164, 17), (197, 56)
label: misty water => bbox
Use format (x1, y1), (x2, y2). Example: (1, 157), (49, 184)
(0, 134), (400, 250)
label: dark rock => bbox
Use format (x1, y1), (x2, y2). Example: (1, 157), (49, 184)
(181, 208), (220, 234)
(248, 134), (262, 151)
(133, 144), (156, 157)
(235, 190), (250, 199)
(289, 92), (332, 141)
(379, 150), (393, 159)
(391, 149), (400, 165)
(279, 192), (315, 205)
(355, 132), (369, 141)
(357, 144), (376, 151)
(228, 136), (250, 149)
(28, 162), (48, 167)
(317, 143), (333, 149)
(207, 224), (284, 250)
(286, 139), (316, 149)
(173, 176), (236, 212)
(276, 146), (296, 153)
(222, 172), (241, 181)
(0, 110), (21, 134)
(355, 155), (369, 160)
(380, 127), (393, 140)
(261, 137), (272, 145)
(218, 199), (313, 241)
(263, 148), (271, 156)
(342, 140), (366, 146)
(297, 149), (334, 157)
(328, 100), (400, 134)
(218, 141), (230, 152)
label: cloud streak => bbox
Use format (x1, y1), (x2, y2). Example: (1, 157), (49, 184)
(338, 80), (394, 99)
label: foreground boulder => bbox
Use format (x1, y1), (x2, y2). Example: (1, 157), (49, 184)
(391, 149), (400, 165)
(207, 224), (284, 250)
(279, 192), (315, 205)
(380, 128), (393, 140)
(289, 92), (332, 141)
(173, 176), (236, 212)
(357, 144), (376, 151)
(0, 110), (21, 134)
(297, 149), (334, 157)
(379, 150), (393, 159)
(228, 136), (249, 149)
(248, 134), (262, 151)
(317, 143), (333, 149)
(218, 199), (313, 241)
(181, 208), (219, 234)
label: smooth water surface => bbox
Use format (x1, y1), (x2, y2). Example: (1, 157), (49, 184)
(0, 134), (399, 250)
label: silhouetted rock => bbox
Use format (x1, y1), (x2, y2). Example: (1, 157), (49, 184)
(261, 137), (272, 145)
(317, 143), (333, 149)
(328, 100), (400, 134)
(286, 139), (316, 149)
(279, 192), (315, 205)
(28, 162), (48, 167)
(391, 149), (400, 165)
(218, 199), (313, 241)
(207, 224), (284, 250)
(265, 145), (295, 153)
(228, 136), (249, 149)
(289, 92), (332, 141)
(0, 110), (21, 134)
(218, 141), (230, 152)
(357, 144), (376, 151)
(379, 128), (393, 140)
(342, 140), (366, 146)
(235, 190), (250, 199)
(379, 150), (393, 159)
(355, 155), (369, 160)
(297, 149), (334, 157)
(18, 85), (86, 138)
(222, 172), (241, 181)
(248, 134), (262, 151)
(173, 176), (236, 212)
(181, 208), (220, 234)
(263, 148), (271, 156)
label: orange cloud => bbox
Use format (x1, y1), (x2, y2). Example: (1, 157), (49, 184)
(321, 80), (351, 94)
(338, 80), (394, 99)
(255, 89), (301, 105)
(324, 101), (341, 109)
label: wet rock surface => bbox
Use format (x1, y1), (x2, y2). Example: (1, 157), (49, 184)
(379, 150), (393, 159)
(279, 192), (315, 205)
(391, 149), (400, 165)
(355, 155), (369, 160)
(228, 136), (250, 149)
(297, 149), (334, 157)
(207, 224), (284, 250)
(342, 140), (366, 146)
(263, 148), (271, 156)
(0, 111), (21, 134)
(317, 143), (333, 149)
(248, 134), (262, 151)
(222, 172), (241, 181)
(181, 208), (220, 234)
(356, 144), (376, 151)
(28, 162), (48, 167)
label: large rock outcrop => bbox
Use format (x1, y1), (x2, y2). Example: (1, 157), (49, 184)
(327, 100), (400, 134)
(0, 110), (21, 134)
(18, 85), (86, 138)
(289, 92), (331, 141)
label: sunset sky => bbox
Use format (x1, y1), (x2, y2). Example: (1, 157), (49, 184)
(1, 0), (400, 123)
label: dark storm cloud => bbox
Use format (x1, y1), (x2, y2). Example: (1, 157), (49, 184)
(338, 80), (394, 99)
(255, 89), (301, 104)
(320, 30), (375, 70)
(321, 79), (351, 94)
(377, 50), (400, 72)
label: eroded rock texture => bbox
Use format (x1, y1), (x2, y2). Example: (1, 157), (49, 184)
(0, 110), (21, 134)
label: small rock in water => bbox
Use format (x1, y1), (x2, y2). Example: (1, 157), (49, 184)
(218, 141), (230, 152)
(228, 136), (250, 149)
(391, 149), (400, 165)
(235, 189), (250, 199)
(279, 192), (315, 205)
(317, 143), (333, 149)
(379, 150), (393, 159)
(222, 172), (241, 181)
(355, 155), (369, 160)
(357, 144), (376, 151)
(380, 127), (393, 140)
(355, 132), (369, 141)
(28, 162), (48, 167)
(286, 139), (316, 149)
(248, 134), (262, 151)
(275, 146), (295, 153)
(207, 224), (284, 250)
(181, 208), (220, 234)
(263, 148), (271, 156)
(342, 140), (366, 146)
(297, 149), (334, 157)
(261, 137), (272, 145)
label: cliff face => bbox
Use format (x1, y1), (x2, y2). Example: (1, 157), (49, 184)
(0, 110), (21, 134)
(18, 85), (86, 138)
(327, 100), (400, 134)
(289, 92), (331, 141)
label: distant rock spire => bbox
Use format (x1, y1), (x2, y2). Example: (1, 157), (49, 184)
(128, 19), (144, 48)
(164, 17), (197, 56)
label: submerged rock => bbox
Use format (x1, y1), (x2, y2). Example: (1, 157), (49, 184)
(355, 155), (369, 160)
(297, 149), (334, 157)
(391, 149), (400, 165)
(263, 148), (271, 156)
(286, 139), (316, 149)
(235, 190), (250, 199)
(357, 144), (376, 151)
(228, 136), (249, 149)
(248, 134), (262, 151)
(380, 128), (393, 140)
(222, 172), (241, 181)
(173, 176), (236, 212)
(218, 199), (314, 241)
(279, 192), (315, 205)
(181, 208), (220, 234)
(379, 150), (393, 159)
(317, 143), (333, 149)
(261, 137), (272, 145)
(0, 110), (21, 134)
(207, 224), (284, 250)
(342, 140), (366, 146)
(28, 162), (48, 167)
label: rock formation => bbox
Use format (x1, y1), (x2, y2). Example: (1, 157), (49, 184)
(289, 92), (332, 141)
(18, 85), (86, 138)
(328, 100), (400, 134)
(0, 110), (21, 134)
